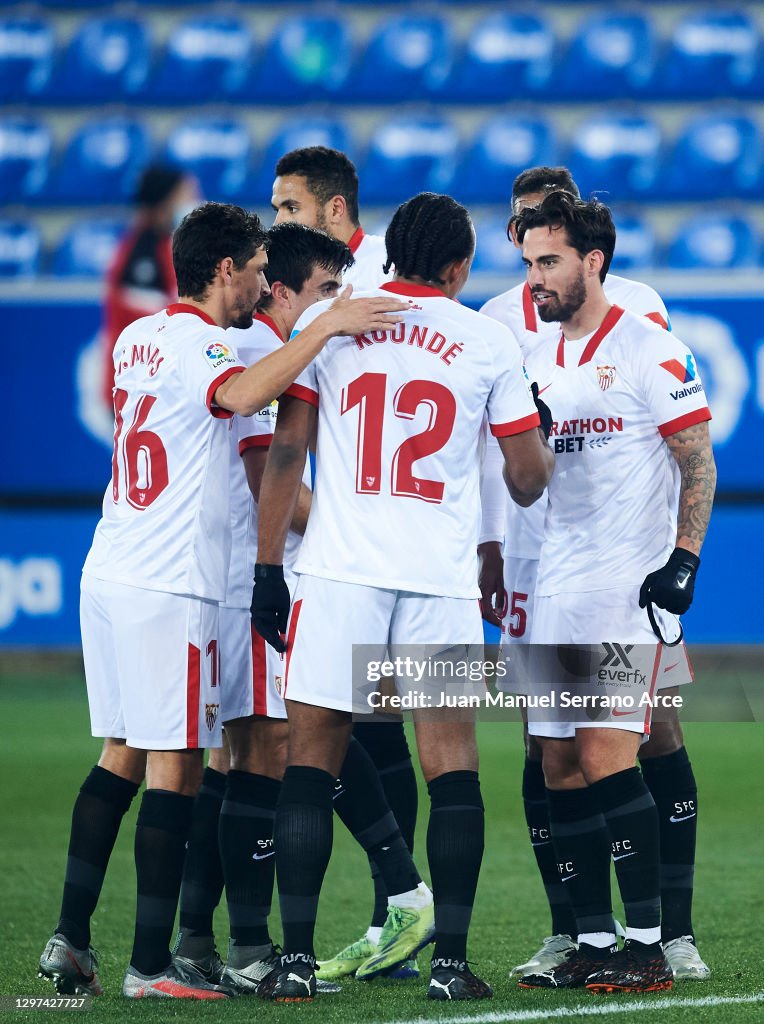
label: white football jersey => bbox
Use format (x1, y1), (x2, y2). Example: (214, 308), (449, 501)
(481, 275), (670, 559)
(343, 228), (392, 292)
(83, 304), (245, 601)
(223, 314), (312, 609)
(285, 281), (540, 598)
(535, 306), (711, 596)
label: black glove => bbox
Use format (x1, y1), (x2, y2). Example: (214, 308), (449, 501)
(639, 547), (700, 616)
(531, 381), (553, 440)
(251, 563), (290, 653)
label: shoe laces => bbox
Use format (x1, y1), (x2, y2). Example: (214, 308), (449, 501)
(383, 904), (415, 936)
(340, 937), (376, 958)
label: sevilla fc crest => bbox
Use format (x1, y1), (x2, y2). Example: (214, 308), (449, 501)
(205, 703), (219, 730)
(596, 365), (616, 390)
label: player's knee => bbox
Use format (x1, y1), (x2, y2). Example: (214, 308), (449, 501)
(541, 741), (583, 789)
(98, 739), (146, 785)
(639, 716), (684, 759)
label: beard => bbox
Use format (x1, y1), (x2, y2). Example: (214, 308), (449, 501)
(534, 269), (587, 323)
(231, 306), (255, 330)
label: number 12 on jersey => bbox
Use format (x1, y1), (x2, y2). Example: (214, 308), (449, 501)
(340, 372), (456, 504)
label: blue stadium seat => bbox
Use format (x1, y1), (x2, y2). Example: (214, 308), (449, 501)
(0, 118), (51, 201)
(453, 115), (556, 203)
(152, 17), (252, 103)
(249, 117), (352, 202)
(664, 113), (761, 199)
(347, 14), (453, 102)
(49, 118), (151, 203)
(0, 17), (54, 101)
(165, 118), (251, 202)
(447, 13), (555, 100)
(668, 214), (758, 269)
(52, 219), (125, 277)
(0, 220), (40, 277)
(471, 216), (523, 275)
(48, 17), (150, 102)
(610, 213), (657, 270)
(360, 115), (458, 204)
(250, 15), (352, 102)
(558, 13), (656, 99)
(660, 11), (759, 98)
(566, 113), (662, 201)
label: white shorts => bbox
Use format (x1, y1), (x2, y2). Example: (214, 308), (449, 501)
(497, 558), (692, 691)
(80, 574), (223, 750)
(499, 556), (538, 648)
(219, 605), (287, 722)
(283, 574), (486, 714)
(525, 585), (669, 740)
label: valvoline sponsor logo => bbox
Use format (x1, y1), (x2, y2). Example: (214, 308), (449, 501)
(660, 354), (696, 384)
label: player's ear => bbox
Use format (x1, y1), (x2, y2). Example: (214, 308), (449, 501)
(218, 255), (235, 284)
(270, 280), (290, 308)
(328, 194), (346, 225)
(586, 249), (605, 278)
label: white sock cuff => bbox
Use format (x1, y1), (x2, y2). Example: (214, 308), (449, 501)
(578, 931), (616, 949)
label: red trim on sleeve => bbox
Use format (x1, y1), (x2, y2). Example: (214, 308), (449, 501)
(254, 312), (284, 341)
(658, 407), (711, 438)
(186, 643), (200, 749)
(490, 411), (541, 437)
(239, 435), (272, 456)
(283, 598), (303, 699)
(284, 383), (319, 408)
(380, 281), (446, 299)
(167, 302), (217, 326)
(348, 226), (365, 254)
(645, 311), (668, 331)
(522, 283), (537, 333)
(206, 366), (245, 419)
(251, 624), (269, 716)
(578, 305), (625, 365)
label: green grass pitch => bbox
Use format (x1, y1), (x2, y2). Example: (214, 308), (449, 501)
(1, 665), (762, 1024)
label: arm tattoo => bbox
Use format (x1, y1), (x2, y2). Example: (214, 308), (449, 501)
(666, 422), (717, 554)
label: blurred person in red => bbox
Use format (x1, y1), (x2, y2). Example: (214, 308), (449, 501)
(101, 164), (200, 404)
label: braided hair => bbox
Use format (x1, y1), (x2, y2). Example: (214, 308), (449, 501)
(383, 193), (474, 284)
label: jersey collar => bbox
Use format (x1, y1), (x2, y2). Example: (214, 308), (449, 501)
(522, 282), (537, 332)
(167, 303), (217, 326)
(254, 312), (285, 342)
(556, 305), (625, 368)
(348, 226), (365, 254)
(380, 281), (446, 299)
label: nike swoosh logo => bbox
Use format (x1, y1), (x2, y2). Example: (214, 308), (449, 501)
(531, 841), (551, 848)
(252, 851), (275, 861)
(538, 384), (552, 395)
(663, 662), (680, 672)
(669, 813), (697, 823)
(612, 708), (638, 717)
(560, 873), (578, 882)
(613, 852), (637, 861)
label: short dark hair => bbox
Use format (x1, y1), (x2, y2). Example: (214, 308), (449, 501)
(259, 222), (354, 310)
(383, 192), (474, 284)
(512, 166), (580, 208)
(172, 202), (268, 300)
(515, 191), (615, 283)
(275, 146), (360, 226)
(134, 163), (184, 208)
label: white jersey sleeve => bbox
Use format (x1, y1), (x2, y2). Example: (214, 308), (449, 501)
(479, 429), (506, 545)
(178, 331), (244, 417)
(486, 323), (539, 437)
(631, 326), (711, 437)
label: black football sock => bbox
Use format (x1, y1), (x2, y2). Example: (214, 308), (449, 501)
(175, 767), (226, 961)
(547, 786), (615, 945)
(522, 758), (576, 939)
(274, 766), (335, 957)
(353, 721), (418, 928)
(640, 747), (698, 941)
(130, 789), (195, 976)
(57, 766), (140, 949)
(220, 770), (281, 967)
(334, 737), (421, 902)
(590, 767), (661, 945)
(427, 771), (484, 962)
